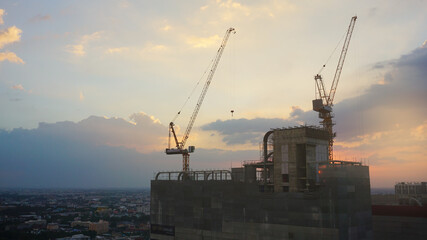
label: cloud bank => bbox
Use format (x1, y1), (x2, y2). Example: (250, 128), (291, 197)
(1, 45), (425, 188)
(0, 112), (256, 188)
(0, 112), (166, 188)
(201, 45), (427, 186)
(201, 108), (317, 145)
(202, 45), (427, 146)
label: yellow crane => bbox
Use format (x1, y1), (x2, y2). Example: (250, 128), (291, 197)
(313, 16), (357, 161)
(166, 28), (236, 172)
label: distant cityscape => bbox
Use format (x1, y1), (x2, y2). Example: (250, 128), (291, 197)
(0, 189), (150, 240)
(1, 182), (425, 240)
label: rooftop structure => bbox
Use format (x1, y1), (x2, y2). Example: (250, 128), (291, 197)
(151, 126), (373, 240)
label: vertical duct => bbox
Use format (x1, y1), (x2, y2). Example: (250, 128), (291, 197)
(263, 130), (274, 191)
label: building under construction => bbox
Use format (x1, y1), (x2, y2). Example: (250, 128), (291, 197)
(151, 17), (372, 240)
(150, 126), (373, 240)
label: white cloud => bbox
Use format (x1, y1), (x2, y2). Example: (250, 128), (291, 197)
(142, 43), (167, 52)
(66, 44), (85, 56)
(187, 34), (221, 48)
(30, 14), (51, 23)
(197, 0), (295, 22)
(105, 47), (129, 54)
(81, 32), (101, 44)
(217, 0), (249, 12)
(0, 51), (24, 63)
(67, 32), (102, 56)
(119, 0), (130, 8)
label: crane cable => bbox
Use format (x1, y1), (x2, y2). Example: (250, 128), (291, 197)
(317, 30), (347, 75)
(230, 36), (236, 118)
(171, 56), (216, 123)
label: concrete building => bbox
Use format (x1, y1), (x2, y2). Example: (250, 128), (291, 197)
(89, 220), (109, 234)
(57, 234), (91, 240)
(71, 221), (91, 228)
(395, 182), (427, 206)
(47, 222), (59, 230)
(151, 126), (373, 240)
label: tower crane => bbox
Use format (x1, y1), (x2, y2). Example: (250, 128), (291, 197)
(312, 16), (357, 161)
(165, 27), (236, 172)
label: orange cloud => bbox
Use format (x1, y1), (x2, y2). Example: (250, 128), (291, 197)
(0, 9), (4, 25)
(12, 83), (24, 90)
(0, 26), (22, 49)
(0, 51), (24, 63)
(411, 121), (427, 141)
(162, 25), (171, 31)
(0, 10), (24, 64)
(79, 91), (85, 101)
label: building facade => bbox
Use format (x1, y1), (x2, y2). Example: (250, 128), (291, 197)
(395, 182), (427, 206)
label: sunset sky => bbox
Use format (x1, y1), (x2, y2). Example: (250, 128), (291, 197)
(1, 0), (426, 188)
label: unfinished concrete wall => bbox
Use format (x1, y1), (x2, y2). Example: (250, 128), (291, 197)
(151, 165), (373, 240)
(273, 127), (329, 192)
(151, 180), (341, 240)
(319, 165), (373, 239)
(151, 127), (372, 240)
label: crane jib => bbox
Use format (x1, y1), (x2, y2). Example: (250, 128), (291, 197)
(312, 16), (357, 161)
(165, 28), (236, 172)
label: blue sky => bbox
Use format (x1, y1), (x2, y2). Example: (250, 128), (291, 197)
(0, 0), (426, 188)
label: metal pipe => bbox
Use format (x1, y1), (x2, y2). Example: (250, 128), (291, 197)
(263, 130), (274, 191)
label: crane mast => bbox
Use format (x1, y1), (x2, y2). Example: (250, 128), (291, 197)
(166, 27), (236, 172)
(313, 16), (357, 161)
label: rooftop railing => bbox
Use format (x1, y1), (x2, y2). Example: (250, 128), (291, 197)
(154, 170), (232, 181)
